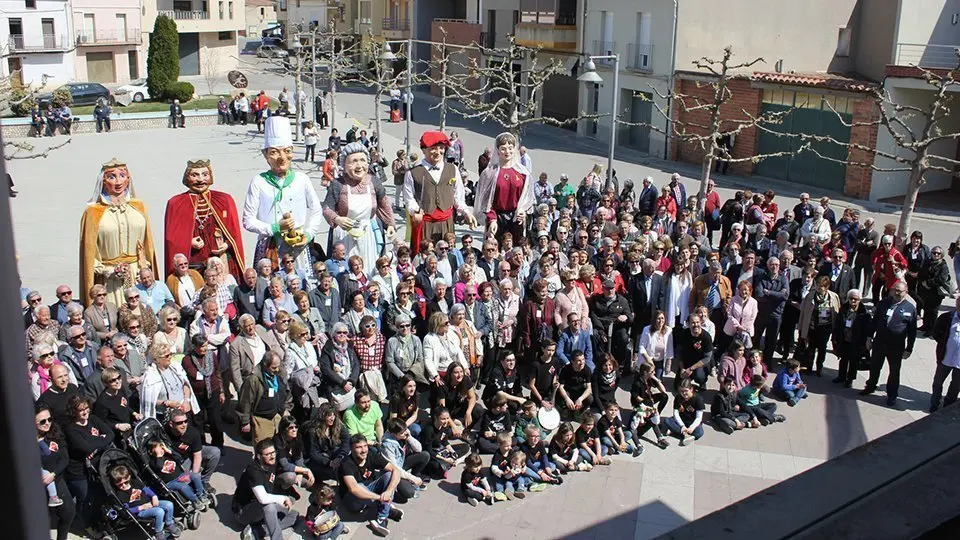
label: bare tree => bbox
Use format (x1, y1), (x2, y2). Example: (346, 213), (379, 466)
(446, 35), (593, 139)
(0, 68), (71, 159)
(200, 48), (223, 95)
(800, 56), (960, 246)
(622, 46), (806, 214)
(357, 34), (405, 153)
(417, 27), (476, 132)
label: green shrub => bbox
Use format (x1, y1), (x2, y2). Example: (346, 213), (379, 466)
(147, 15), (179, 100)
(10, 89), (36, 117)
(164, 81), (195, 103)
(51, 87), (73, 107)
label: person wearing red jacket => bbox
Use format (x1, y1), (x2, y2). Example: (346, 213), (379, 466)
(655, 186), (678, 219)
(871, 235), (908, 304)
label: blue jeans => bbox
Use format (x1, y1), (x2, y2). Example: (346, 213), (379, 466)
(165, 471), (206, 501)
(663, 417), (704, 440)
(578, 447), (607, 464)
(42, 468), (58, 499)
(344, 472), (393, 520)
(494, 475), (529, 493)
(775, 387), (807, 405)
(181, 444), (221, 485)
(408, 422), (422, 440)
(315, 519), (345, 540)
(139, 500), (175, 532)
(601, 431), (636, 454)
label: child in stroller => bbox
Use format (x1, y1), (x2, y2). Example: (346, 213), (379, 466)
(145, 439), (210, 512)
(108, 463), (182, 540)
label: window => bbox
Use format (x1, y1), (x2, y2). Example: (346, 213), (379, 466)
(260, 7), (265, 16)
(24, 0), (36, 9)
(228, 1), (233, 19)
(218, 1), (224, 19)
(219, 31), (233, 41)
(836, 27), (852, 57)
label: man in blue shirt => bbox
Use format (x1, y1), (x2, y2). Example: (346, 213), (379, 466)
(861, 281), (917, 407)
(325, 242), (349, 278)
(556, 313), (594, 371)
(136, 268), (175, 314)
(930, 295), (960, 412)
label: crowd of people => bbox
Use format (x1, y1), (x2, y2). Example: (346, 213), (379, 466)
(24, 117), (960, 540)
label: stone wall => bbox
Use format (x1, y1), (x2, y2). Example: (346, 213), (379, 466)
(1, 111), (220, 139)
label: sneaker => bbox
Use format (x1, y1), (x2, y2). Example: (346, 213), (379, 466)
(368, 518), (390, 537)
(513, 491), (526, 499)
(774, 414), (787, 423)
(467, 497), (478, 507)
(657, 438), (670, 449)
(717, 421), (735, 435)
(504, 491), (514, 500)
(240, 525), (255, 540)
(494, 491), (507, 502)
(485, 496), (494, 506)
(632, 445), (645, 458)
(680, 434), (694, 446)
(455, 453), (469, 466)
(577, 462), (593, 472)
(388, 506), (404, 522)
(529, 483), (548, 493)
(166, 522), (183, 537)
(788, 398), (798, 407)
(48, 496), (64, 507)
(194, 499), (207, 512)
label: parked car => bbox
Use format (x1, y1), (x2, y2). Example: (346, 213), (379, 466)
(257, 44), (289, 59)
(38, 82), (113, 107)
(114, 79), (150, 103)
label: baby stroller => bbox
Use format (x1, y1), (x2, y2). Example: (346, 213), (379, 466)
(129, 418), (211, 522)
(95, 447), (196, 539)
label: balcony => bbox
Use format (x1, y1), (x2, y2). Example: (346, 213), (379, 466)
(155, 9), (240, 33)
(159, 9), (210, 20)
(627, 43), (653, 72)
(514, 22), (577, 52)
(76, 28), (142, 46)
(382, 17), (410, 39)
(8, 34), (70, 53)
(895, 43), (960, 69)
(592, 40), (617, 66)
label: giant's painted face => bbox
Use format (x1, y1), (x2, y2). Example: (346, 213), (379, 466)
(498, 140), (516, 165)
(264, 147), (294, 176)
(185, 167), (212, 193)
(344, 152), (369, 182)
(102, 166), (130, 197)
(425, 144), (445, 165)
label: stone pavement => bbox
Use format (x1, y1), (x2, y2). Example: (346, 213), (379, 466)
(6, 112), (944, 540)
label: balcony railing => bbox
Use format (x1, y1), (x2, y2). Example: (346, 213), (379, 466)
(76, 28), (142, 46)
(382, 17), (410, 31)
(592, 40), (616, 66)
(627, 43), (653, 72)
(514, 22), (577, 52)
(895, 43), (960, 69)
(158, 10), (211, 20)
(8, 34), (70, 52)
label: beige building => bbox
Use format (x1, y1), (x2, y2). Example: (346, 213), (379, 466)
(141, 0), (244, 77)
(245, 0), (277, 38)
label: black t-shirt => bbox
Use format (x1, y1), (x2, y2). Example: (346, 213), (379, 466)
(591, 370), (620, 409)
(339, 452), (389, 496)
(38, 385), (79, 428)
(431, 380), (473, 419)
(63, 417), (114, 478)
(478, 409), (512, 439)
(597, 414), (624, 439)
(531, 359), (559, 399)
(482, 365), (522, 403)
(520, 440), (547, 465)
(631, 376), (655, 407)
(234, 459), (279, 508)
(389, 393), (419, 423)
(116, 478), (153, 509)
(149, 453), (186, 484)
(676, 329), (714, 369)
(168, 425), (202, 459)
(491, 448), (511, 475)
(93, 390), (134, 428)
(460, 468), (484, 491)
(549, 437), (577, 461)
(575, 425), (599, 449)
(675, 394), (705, 426)
(559, 364), (590, 398)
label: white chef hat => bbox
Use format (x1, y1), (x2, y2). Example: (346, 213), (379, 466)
(263, 116), (293, 149)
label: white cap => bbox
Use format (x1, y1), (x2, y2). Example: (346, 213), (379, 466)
(263, 116), (293, 149)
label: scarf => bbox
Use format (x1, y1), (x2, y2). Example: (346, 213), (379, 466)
(196, 351), (215, 396)
(36, 364), (55, 394)
(395, 333), (415, 370)
(600, 369), (617, 387)
(260, 170), (295, 206)
(333, 340), (353, 380)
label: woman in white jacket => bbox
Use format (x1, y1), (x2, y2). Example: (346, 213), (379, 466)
(140, 342), (199, 420)
(636, 310), (674, 379)
(422, 311), (467, 387)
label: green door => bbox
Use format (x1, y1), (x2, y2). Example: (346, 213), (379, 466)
(755, 91), (852, 192)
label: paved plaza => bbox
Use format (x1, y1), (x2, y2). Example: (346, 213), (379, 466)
(8, 74), (954, 539)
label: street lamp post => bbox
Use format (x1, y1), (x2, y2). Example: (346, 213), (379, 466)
(291, 40), (303, 142)
(578, 55), (620, 191)
(380, 41), (413, 158)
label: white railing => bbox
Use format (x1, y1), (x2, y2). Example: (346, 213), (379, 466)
(895, 43), (960, 69)
(158, 10), (211, 21)
(627, 43), (653, 72)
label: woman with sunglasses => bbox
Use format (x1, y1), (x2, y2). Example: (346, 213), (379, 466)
(292, 290), (326, 350)
(140, 341), (198, 420)
(57, 303), (98, 345)
(352, 315), (388, 403)
(385, 313), (426, 392)
(63, 395), (114, 526)
(285, 320), (325, 418)
(153, 305), (187, 360)
(83, 284), (118, 343)
(92, 366), (140, 440)
(37, 403), (76, 540)
(386, 284), (422, 338)
(272, 416), (316, 492)
(118, 287), (157, 343)
(917, 245), (954, 334)
(30, 343), (77, 400)
(320, 322), (361, 411)
(119, 313), (150, 358)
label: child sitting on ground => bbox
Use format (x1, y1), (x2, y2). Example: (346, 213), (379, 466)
(306, 484), (347, 539)
(738, 374), (785, 425)
(630, 362), (670, 449)
(575, 411), (611, 466)
(773, 360), (808, 406)
(490, 433), (526, 500)
(742, 349), (769, 388)
(663, 379), (705, 446)
(110, 464), (181, 540)
(474, 395), (513, 454)
(598, 402), (643, 457)
(506, 450), (532, 495)
(146, 439), (209, 511)
(549, 422), (591, 473)
(514, 400), (548, 444)
(519, 425), (562, 487)
(712, 376), (758, 433)
(460, 453), (494, 507)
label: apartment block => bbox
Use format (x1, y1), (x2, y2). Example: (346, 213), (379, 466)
(73, 0), (143, 84)
(141, 0), (245, 77)
(245, 0), (277, 37)
(1, 0), (75, 89)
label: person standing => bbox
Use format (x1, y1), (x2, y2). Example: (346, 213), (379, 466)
(930, 295), (960, 412)
(853, 218), (880, 293)
(303, 121), (319, 163)
(861, 281), (917, 407)
(93, 99), (111, 133)
(753, 256), (789, 370)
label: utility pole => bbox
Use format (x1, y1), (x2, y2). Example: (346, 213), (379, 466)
(330, 35), (337, 132)
(405, 0), (413, 156)
(294, 46), (303, 142)
(310, 29), (317, 125)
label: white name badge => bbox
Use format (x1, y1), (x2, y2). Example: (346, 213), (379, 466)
(886, 308), (895, 319)
(267, 388), (275, 398)
(195, 372), (204, 381)
(248, 295), (256, 303)
(845, 319), (853, 328)
(80, 357), (89, 367)
(536, 309), (542, 318)
(325, 298), (332, 307)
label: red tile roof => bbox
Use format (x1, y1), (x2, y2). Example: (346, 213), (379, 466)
(750, 71), (876, 93)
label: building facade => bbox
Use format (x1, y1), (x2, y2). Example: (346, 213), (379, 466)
(72, 0), (143, 84)
(140, 0), (244, 77)
(1, 0), (75, 89)
(245, 0), (278, 38)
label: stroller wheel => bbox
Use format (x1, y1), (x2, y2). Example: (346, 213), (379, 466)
(188, 512), (202, 530)
(207, 493), (219, 509)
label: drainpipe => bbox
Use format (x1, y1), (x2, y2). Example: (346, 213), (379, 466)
(663, 0), (678, 160)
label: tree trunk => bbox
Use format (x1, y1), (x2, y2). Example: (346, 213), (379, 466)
(896, 162), (926, 249)
(374, 88), (383, 153)
(438, 61), (447, 132)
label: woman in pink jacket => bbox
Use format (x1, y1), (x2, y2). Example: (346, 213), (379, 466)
(721, 280), (758, 356)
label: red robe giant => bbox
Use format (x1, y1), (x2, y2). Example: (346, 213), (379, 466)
(164, 190), (245, 281)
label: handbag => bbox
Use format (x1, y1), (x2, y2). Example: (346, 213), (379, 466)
(793, 339), (814, 368)
(949, 242), (958, 258)
(736, 331), (753, 349)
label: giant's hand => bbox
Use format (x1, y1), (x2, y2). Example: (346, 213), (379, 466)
(384, 226), (397, 243)
(464, 211), (478, 228)
(334, 216), (355, 230)
(279, 212), (296, 233)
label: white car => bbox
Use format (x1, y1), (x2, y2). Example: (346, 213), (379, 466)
(115, 79), (150, 103)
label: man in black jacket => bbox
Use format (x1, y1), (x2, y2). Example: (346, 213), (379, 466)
(753, 257), (789, 369)
(233, 268), (267, 320)
(861, 281), (918, 407)
(929, 295), (960, 412)
(793, 193), (814, 225)
(817, 248), (855, 301)
(591, 279), (634, 372)
(629, 258), (665, 337)
(637, 176), (658, 217)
